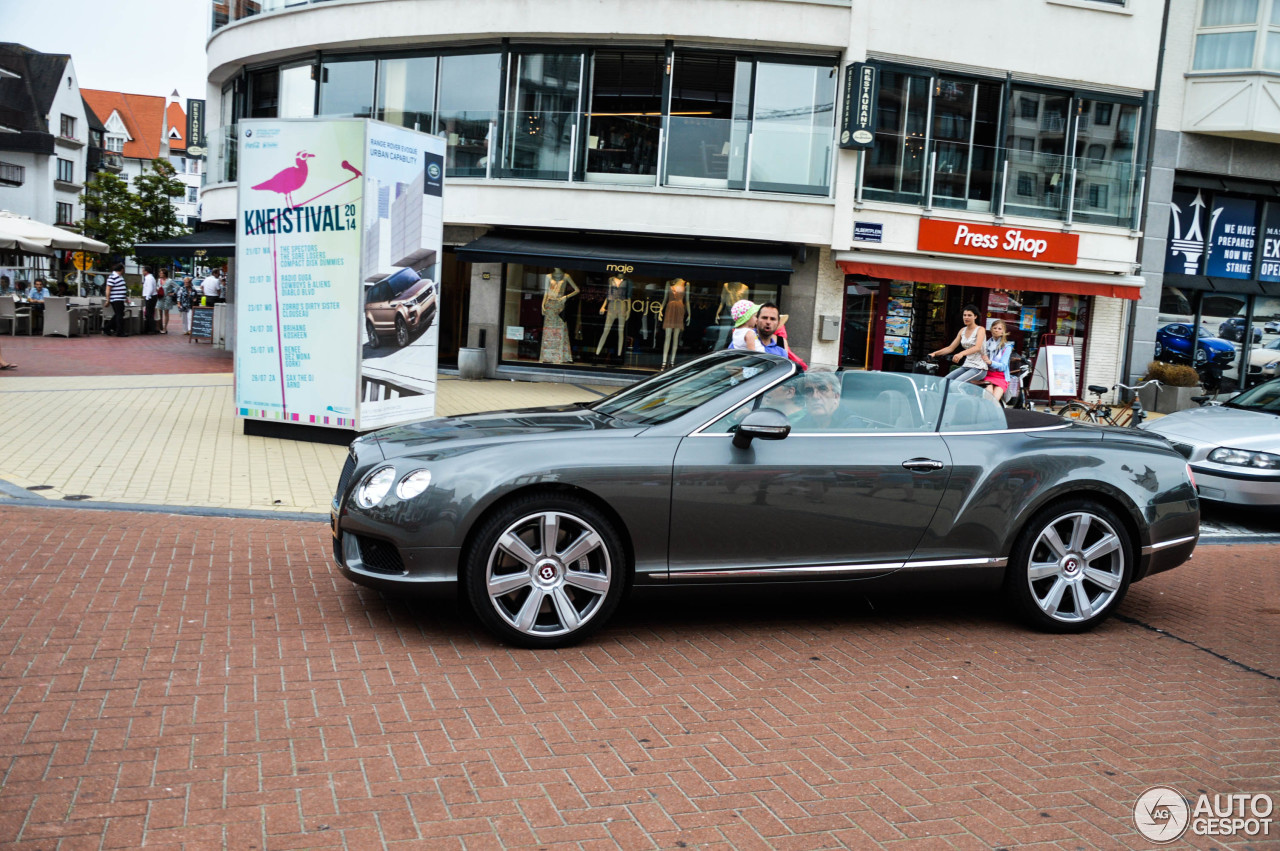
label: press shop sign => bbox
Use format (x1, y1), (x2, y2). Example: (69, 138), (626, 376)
(917, 219), (1080, 265)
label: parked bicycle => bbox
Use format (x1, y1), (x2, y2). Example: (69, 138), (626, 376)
(1055, 380), (1160, 427)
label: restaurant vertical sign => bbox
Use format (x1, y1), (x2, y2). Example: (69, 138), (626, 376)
(235, 118), (365, 427)
(839, 63), (878, 149)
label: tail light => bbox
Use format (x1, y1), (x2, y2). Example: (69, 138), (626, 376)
(1186, 463), (1197, 492)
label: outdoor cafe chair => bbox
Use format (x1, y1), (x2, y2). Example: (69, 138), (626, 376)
(0, 295), (33, 336)
(42, 297), (88, 337)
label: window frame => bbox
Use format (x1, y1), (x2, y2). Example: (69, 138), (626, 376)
(59, 114), (76, 139)
(55, 201), (74, 225)
(1192, 0), (1280, 71)
(56, 158), (75, 183)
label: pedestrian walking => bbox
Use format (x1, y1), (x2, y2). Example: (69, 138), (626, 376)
(177, 278), (195, 334)
(0, 339), (15, 370)
(156, 268), (174, 334)
(105, 263), (128, 337)
(141, 266), (158, 333)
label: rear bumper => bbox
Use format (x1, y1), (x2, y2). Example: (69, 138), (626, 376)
(1138, 533), (1198, 580)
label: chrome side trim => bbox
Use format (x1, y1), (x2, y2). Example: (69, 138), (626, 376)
(688, 425), (1071, 438)
(667, 556), (1008, 580)
(1140, 534), (1198, 555)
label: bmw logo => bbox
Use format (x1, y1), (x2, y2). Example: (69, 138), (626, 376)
(244, 128), (252, 137)
(427, 162), (441, 180)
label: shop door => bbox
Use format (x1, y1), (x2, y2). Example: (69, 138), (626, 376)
(437, 252), (470, 367)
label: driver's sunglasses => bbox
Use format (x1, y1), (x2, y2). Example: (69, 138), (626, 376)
(801, 386), (836, 397)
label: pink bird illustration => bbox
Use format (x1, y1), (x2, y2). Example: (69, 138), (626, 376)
(252, 151), (315, 207)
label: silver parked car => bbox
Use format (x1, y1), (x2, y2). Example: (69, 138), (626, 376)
(1142, 376), (1280, 506)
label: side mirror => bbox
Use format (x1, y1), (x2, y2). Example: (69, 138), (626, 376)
(732, 408), (791, 449)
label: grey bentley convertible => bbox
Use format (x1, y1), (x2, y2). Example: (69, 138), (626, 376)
(331, 351), (1199, 648)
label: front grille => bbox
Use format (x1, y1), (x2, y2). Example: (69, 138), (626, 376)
(336, 452), (357, 502)
(1171, 442), (1195, 460)
(357, 535), (406, 575)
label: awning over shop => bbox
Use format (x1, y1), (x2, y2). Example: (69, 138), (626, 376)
(835, 251), (1144, 300)
(0, 211), (109, 255)
(134, 225), (235, 257)
(455, 230), (796, 285)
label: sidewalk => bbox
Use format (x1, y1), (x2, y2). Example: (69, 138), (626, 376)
(0, 333), (611, 514)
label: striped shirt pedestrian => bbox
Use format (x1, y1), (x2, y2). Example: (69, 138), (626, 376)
(106, 265), (129, 336)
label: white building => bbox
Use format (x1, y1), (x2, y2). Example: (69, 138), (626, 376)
(0, 43), (91, 241)
(201, 0), (1164, 391)
(1130, 0), (1280, 396)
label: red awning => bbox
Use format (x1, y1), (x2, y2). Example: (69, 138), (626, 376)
(838, 260), (1142, 300)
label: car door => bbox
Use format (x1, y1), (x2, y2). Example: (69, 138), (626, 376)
(667, 372), (952, 578)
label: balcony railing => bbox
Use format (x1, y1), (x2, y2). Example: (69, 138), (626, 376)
(860, 139), (1144, 229)
(203, 111), (835, 197)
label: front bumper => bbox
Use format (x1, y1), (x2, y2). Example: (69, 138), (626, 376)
(1189, 465), (1280, 506)
(402, 299), (436, 331)
(331, 511), (460, 595)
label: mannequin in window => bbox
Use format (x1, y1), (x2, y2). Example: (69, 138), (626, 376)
(714, 281), (750, 323)
(539, 268), (579, 364)
(595, 273), (632, 357)
(660, 277), (691, 369)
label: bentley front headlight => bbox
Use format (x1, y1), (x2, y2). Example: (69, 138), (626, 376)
(356, 466), (396, 507)
(395, 469), (432, 500)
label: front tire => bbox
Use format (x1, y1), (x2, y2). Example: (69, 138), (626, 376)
(1005, 499), (1133, 632)
(464, 494), (628, 648)
(395, 315), (410, 347)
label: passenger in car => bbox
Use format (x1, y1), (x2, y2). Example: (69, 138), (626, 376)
(760, 379), (806, 424)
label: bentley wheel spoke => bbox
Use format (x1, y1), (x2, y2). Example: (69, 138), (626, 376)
(488, 571), (532, 597)
(1040, 577), (1068, 614)
(559, 530), (603, 565)
(1068, 514), (1092, 553)
(539, 512), (561, 556)
(549, 588), (582, 631)
(1028, 561), (1059, 581)
(1083, 533), (1120, 563)
(1083, 566), (1121, 591)
(514, 587), (546, 632)
(1073, 582), (1094, 620)
(498, 532), (538, 569)
(1041, 525), (1069, 560)
(564, 568), (610, 595)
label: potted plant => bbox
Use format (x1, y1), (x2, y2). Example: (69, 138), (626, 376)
(1141, 361), (1200, 413)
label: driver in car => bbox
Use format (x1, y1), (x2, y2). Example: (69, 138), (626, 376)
(796, 372), (849, 431)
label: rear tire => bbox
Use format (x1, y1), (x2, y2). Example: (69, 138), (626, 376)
(1005, 498), (1133, 633)
(366, 319), (381, 349)
(464, 493), (628, 648)
(1056, 401), (1096, 423)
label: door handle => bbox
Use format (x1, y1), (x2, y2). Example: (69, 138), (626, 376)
(902, 458), (945, 472)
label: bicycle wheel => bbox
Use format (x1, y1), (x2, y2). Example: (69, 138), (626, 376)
(1056, 401), (1098, 423)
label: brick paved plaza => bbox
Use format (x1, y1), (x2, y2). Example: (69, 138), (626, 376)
(0, 505), (1276, 849)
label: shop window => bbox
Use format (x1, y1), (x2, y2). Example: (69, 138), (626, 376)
(249, 67), (279, 118)
(438, 53), (501, 178)
(583, 50), (664, 185)
(748, 61), (836, 196)
(501, 52), (584, 181)
(498, 263), (780, 373)
(377, 55), (437, 132)
(319, 59), (375, 118)
(279, 63), (316, 118)
(665, 53), (751, 190)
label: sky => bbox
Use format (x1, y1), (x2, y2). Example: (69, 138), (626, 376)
(1, 0), (208, 101)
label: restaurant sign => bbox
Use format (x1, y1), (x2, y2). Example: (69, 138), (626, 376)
(839, 63), (878, 149)
(917, 219), (1079, 265)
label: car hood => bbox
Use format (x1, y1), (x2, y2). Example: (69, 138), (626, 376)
(1201, 336), (1235, 352)
(370, 405), (635, 457)
(1144, 405), (1280, 450)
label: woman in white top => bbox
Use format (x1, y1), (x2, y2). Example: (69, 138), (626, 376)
(930, 304), (988, 383)
(728, 299), (765, 352)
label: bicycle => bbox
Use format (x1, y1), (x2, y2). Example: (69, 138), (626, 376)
(1055, 380), (1159, 427)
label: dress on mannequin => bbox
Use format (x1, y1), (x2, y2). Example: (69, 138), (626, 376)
(715, 282), (749, 323)
(596, 275), (632, 356)
(539, 270), (579, 364)
(660, 278), (691, 368)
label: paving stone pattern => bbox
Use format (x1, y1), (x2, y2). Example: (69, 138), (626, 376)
(0, 506), (1275, 849)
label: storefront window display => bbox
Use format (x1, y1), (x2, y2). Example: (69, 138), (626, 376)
(499, 264), (781, 373)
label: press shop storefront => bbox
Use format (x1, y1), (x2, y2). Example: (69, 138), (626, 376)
(836, 219), (1143, 394)
(456, 231), (795, 375)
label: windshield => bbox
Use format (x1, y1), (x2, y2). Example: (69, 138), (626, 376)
(593, 352), (784, 426)
(1226, 379), (1280, 413)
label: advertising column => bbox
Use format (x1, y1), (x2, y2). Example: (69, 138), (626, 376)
(357, 124), (446, 430)
(236, 118), (365, 427)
